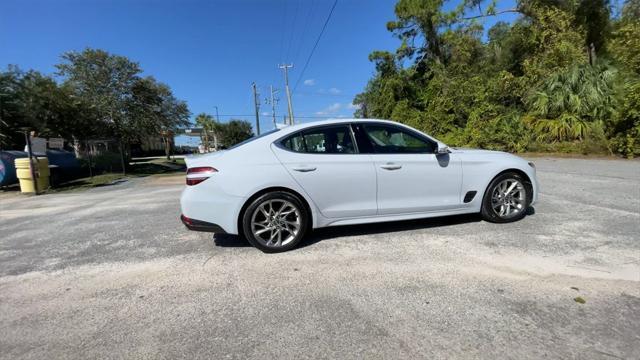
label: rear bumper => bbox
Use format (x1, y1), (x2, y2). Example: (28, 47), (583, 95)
(180, 214), (226, 233)
(180, 183), (245, 234)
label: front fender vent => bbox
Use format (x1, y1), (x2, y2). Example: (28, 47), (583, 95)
(464, 191), (477, 203)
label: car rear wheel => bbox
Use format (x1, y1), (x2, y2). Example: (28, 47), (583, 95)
(481, 172), (530, 223)
(242, 191), (308, 253)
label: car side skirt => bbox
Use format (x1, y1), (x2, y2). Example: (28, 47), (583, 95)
(317, 207), (479, 228)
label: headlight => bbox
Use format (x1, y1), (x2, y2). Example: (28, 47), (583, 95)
(528, 161), (536, 169)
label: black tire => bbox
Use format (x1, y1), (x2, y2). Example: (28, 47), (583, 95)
(481, 171), (531, 223)
(242, 191), (309, 253)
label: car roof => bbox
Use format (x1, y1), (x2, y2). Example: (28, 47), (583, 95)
(262, 118), (444, 144)
(277, 118), (395, 134)
(242, 118), (393, 147)
(231, 118), (443, 151)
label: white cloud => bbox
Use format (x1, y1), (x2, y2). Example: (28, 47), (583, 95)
(303, 79), (316, 86)
(328, 87), (341, 95)
(327, 103), (342, 111)
(348, 102), (361, 110)
(261, 112), (270, 116)
(315, 102), (342, 115)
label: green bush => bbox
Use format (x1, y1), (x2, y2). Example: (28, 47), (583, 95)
(77, 153), (123, 174)
(609, 127), (640, 158)
(440, 114), (532, 153)
(608, 80), (640, 158)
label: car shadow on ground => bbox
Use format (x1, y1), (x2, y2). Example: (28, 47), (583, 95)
(213, 233), (252, 247)
(298, 213), (483, 249)
(211, 212), (504, 250)
(213, 207), (536, 250)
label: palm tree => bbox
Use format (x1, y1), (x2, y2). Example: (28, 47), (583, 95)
(526, 61), (618, 142)
(194, 113), (219, 152)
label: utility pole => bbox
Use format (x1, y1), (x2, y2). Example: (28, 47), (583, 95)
(278, 64), (295, 125)
(213, 106), (219, 151)
(266, 86), (279, 129)
(251, 82), (261, 135)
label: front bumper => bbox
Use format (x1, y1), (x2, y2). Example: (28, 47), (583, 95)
(180, 214), (227, 233)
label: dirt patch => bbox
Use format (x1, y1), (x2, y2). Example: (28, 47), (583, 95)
(144, 174), (185, 186)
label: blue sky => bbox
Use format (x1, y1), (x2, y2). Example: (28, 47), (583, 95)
(1, 0), (519, 146)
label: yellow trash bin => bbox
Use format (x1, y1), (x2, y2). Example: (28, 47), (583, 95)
(15, 157), (50, 193)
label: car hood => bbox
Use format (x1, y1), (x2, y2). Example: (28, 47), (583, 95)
(449, 147), (507, 155)
(449, 147), (526, 163)
(450, 148), (513, 156)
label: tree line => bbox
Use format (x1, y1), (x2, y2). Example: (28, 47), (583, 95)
(0, 49), (191, 160)
(353, 0), (640, 158)
(0, 48), (256, 164)
(194, 113), (254, 151)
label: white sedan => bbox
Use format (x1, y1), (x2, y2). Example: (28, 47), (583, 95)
(180, 119), (538, 252)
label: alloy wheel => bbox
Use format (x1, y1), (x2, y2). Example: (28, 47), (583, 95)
(490, 178), (527, 219)
(250, 199), (302, 248)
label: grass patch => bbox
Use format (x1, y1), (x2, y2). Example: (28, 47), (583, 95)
(46, 173), (127, 193)
(129, 161), (185, 175)
(129, 163), (177, 176)
(44, 159), (185, 193)
(148, 157), (185, 166)
(2, 156), (187, 195)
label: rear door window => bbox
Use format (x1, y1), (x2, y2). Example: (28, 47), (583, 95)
(281, 125), (356, 154)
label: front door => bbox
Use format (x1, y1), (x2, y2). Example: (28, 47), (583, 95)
(354, 123), (463, 215)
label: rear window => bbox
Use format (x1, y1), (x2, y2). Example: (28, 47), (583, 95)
(281, 125), (355, 154)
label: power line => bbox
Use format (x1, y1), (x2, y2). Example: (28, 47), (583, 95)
(292, 0), (316, 66)
(284, 0), (301, 62)
(278, 0), (288, 63)
(295, 91), (356, 98)
(292, 0), (338, 93)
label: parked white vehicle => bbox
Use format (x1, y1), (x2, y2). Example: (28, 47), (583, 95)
(181, 119), (538, 252)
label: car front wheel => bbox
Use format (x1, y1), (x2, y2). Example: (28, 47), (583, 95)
(481, 172), (531, 223)
(242, 191), (308, 253)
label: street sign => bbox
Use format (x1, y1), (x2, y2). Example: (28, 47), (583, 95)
(182, 128), (204, 136)
(48, 138), (64, 149)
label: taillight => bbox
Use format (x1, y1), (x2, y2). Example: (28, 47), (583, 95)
(186, 166), (217, 186)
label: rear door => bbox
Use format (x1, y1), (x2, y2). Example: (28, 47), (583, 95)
(353, 123), (463, 214)
(272, 124), (377, 218)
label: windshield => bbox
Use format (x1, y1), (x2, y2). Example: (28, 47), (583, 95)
(227, 128), (280, 150)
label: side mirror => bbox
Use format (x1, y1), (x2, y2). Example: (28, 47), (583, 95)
(436, 145), (450, 155)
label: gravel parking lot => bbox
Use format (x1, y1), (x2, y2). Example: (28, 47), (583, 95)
(1, 157), (639, 359)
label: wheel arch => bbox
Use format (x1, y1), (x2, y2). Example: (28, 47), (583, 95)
(481, 168), (534, 206)
(237, 186), (314, 237)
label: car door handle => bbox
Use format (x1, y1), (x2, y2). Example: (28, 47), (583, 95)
(380, 163), (402, 170)
(292, 166), (317, 172)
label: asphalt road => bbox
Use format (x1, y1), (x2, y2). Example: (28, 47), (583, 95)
(1, 157), (639, 359)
